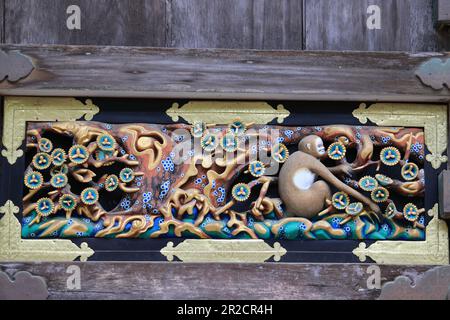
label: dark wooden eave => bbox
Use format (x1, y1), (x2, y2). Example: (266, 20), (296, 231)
(0, 44), (449, 102)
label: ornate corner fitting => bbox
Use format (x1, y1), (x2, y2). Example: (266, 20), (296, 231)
(415, 58), (450, 90)
(0, 200), (94, 262)
(0, 271), (48, 300)
(378, 266), (450, 300)
(0, 50), (35, 83)
(353, 204), (449, 265)
(353, 103), (448, 169)
(166, 101), (290, 124)
(1, 97), (100, 164)
(161, 239), (287, 262)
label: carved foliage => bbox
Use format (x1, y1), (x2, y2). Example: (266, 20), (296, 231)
(0, 271), (48, 300)
(166, 101), (290, 124)
(1, 97), (100, 164)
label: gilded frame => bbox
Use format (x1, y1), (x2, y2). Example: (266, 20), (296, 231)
(0, 97), (448, 264)
(351, 103), (449, 265)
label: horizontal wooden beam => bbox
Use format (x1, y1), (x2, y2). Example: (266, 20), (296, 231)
(0, 262), (438, 300)
(0, 45), (449, 102)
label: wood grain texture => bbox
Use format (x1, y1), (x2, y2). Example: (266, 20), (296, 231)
(0, 44), (449, 102)
(305, 0), (449, 52)
(4, 0), (167, 46)
(438, 0), (450, 23)
(168, 0), (302, 49)
(0, 262), (437, 300)
(0, 0), (4, 43)
(0, 2), (3, 191)
(379, 266), (450, 300)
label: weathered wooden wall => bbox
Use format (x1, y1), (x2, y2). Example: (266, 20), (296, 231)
(1, 45), (449, 102)
(0, 263), (443, 300)
(2, 0), (449, 51)
(305, 0), (449, 51)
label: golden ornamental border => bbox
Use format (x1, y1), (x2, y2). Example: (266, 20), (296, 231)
(0, 200), (94, 262)
(161, 240), (287, 263)
(162, 101), (290, 262)
(166, 100), (290, 125)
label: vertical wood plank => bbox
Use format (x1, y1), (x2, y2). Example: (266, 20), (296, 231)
(305, 0), (448, 52)
(169, 0), (303, 49)
(4, 0), (167, 46)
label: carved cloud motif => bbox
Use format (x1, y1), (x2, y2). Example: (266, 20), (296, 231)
(415, 58), (450, 90)
(0, 271), (48, 300)
(0, 50), (35, 82)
